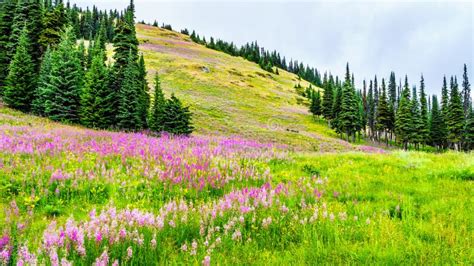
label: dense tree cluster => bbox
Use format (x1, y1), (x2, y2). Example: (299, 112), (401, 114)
(0, 0), (193, 135)
(315, 63), (472, 151)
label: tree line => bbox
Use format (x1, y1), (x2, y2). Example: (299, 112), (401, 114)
(137, 20), (323, 87)
(0, 0), (193, 135)
(308, 63), (473, 151)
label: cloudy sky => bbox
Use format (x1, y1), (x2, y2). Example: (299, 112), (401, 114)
(72, 0), (473, 95)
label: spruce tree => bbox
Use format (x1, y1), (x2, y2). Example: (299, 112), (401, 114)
(163, 94), (193, 135)
(80, 49), (112, 128)
(447, 76), (465, 150)
(410, 86), (423, 148)
(4, 26), (36, 112)
(419, 75), (429, 145)
(149, 74), (166, 132)
(136, 54), (150, 129)
(463, 108), (474, 151)
(39, 2), (67, 50)
(367, 80), (375, 139)
(117, 52), (141, 131)
(462, 64), (471, 117)
(310, 90), (321, 117)
(441, 76), (449, 120)
(332, 83), (343, 134)
(388, 72), (397, 108)
(429, 95), (447, 150)
(0, 0), (17, 91)
(32, 46), (53, 115)
(45, 27), (83, 123)
(339, 63), (359, 142)
(376, 78), (391, 144)
(395, 76), (413, 150)
(321, 75), (334, 121)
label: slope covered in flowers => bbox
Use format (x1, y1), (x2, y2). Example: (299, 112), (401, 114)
(0, 107), (473, 265)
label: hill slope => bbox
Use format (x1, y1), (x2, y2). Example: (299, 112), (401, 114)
(136, 24), (353, 151)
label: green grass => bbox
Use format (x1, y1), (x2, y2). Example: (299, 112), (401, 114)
(136, 24), (355, 151)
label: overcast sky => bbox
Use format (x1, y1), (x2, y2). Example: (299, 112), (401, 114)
(72, 0), (473, 96)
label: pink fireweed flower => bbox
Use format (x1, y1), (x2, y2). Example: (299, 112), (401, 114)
(202, 255), (211, 266)
(181, 244), (188, 252)
(126, 246), (133, 260)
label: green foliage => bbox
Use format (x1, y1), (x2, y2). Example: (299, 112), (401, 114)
(80, 50), (113, 128)
(395, 77), (413, 149)
(463, 109), (474, 150)
(321, 74), (334, 120)
(116, 53), (142, 130)
(39, 2), (67, 50)
(45, 27), (83, 123)
(376, 79), (391, 133)
(339, 64), (359, 141)
(309, 90), (321, 116)
(447, 77), (464, 148)
(163, 94), (194, 135)
(3, 26), (36, 112)
(32, 47), (53, 116)
(0, 0), (17, 90)
(149, 74), (166, 132)
(418, 75), (429, 144)
(429, 96), (447, 149)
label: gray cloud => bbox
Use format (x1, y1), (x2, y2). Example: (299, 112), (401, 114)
(72, 0), (473, 96)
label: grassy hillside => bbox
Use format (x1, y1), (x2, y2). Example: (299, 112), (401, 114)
(136, 24), (353, 152)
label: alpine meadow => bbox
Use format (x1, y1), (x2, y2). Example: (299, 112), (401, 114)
(0, 0), (473, 265)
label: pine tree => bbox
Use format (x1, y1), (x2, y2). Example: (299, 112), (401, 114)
(419, 75), (429, 145)
(45, 27), (83, 123)
(136, 54), (150, 129)
(367, 80), (375, 139)
(441, 76), (449, 120)
(39, 2), (67, 50)
(462, 64), (471, 117)
(376, 78), (391, 144)
(332, 83), (343, 134)
(463, 108), (474, 151)
(410, 86), (423, 148)
(321, 75), (334, 121)
(429, 95), (447, 150)
(80, 49), (112, 128)
(0, 0), (17, 91)
(339, 63), (359, 142)
(32, 46), (53, 115)
(310, 90), (321, 117)
(447, 76), (465, 150)
(116, 52), (141, 130)
(4, 26), (36, 112)
(163, 94), (193, 135)
(149, 74), (166, 132)
(395, 76), (413, 150)
(388, 72), (397, 108)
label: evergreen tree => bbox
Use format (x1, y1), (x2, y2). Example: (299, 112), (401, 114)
(376, 78), (391, 144)
(80, 49), (112, 128)
(116, 52), (141, 130)
(321, 75), (334, 121)
(32, 46), (53, 115)
(163, 94), (193, 135)
(441, 76), (449, 120)
(419, 75), (429, 145)
(45, 27), (83, 123)
(331, 83), (343, 134)
(463, 108), (474, 151)
(462, 64), (471, 117)
(339, 63), (359, 142)
(3, 26), (36, 112)
(447, 76), (465, 150)
(310, 90), (321, 117)
(429, 95), (447, 149)
(0, 0), (17, 91)
(136, 54), (150, 129)
(395, 76), (413, 150)
(410, 86), (423, 148)
(367, 80), (375, 139)
(149, 74), (166, 132)
(388, 72), (397, 108)
(39, 2), (67, 50)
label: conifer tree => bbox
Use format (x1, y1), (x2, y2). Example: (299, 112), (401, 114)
(395, 76), (413, 150)
(447, 76), (465, 150)
(376, 78), (391, 144)
(310, 90), (321, 117)
(45, 27), (83, 123)
(410, 86), (423, 148)
(116, 52), (141, 130)
(339, 63), (359, 142)
(149, 74), (166, 132)
(331, 83), (343, 134)
(441, 76), (449, 120)
(463, 108), (474, 151)
(32, 46), (53, 115)
(321, 75), (334, 121)
(163, 94), (193, 135)
(0, 0), (17, 91)
(80, 49), (112, 128)
(39, 2), (67, 50)
(462, 64), (471, 117)
(367, 80), (375, 139)
(3, 26), (36, 112)
(388, 72), (397, 108)
(419, 75), (429, 145)
(429, 95), (447, 150)
(136, 54), (150, 129)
